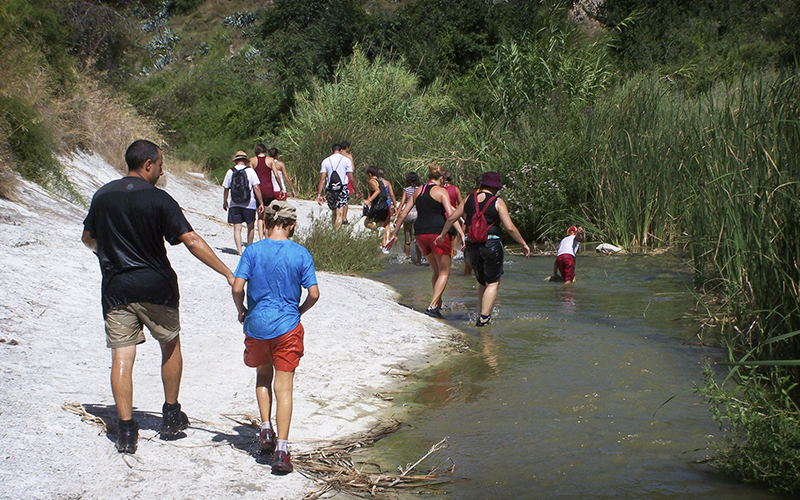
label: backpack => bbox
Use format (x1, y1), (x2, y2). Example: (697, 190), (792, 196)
(468, 191), (498, 244)
(229, 167), (251, 204)
(326, 157), (345, 192)
(373, 180), (389, 211)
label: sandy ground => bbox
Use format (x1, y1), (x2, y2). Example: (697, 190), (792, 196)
(0, 152), (461, 500)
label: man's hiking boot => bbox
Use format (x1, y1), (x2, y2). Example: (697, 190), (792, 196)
(271, 450), (293, 474)
(257, 427), (277, 456)
(160, 402), (189, 441)
(116, 419), (139, 454)
(424, 306), (443, 319)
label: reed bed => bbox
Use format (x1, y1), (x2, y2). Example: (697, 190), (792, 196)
(588, 71), (800, 492)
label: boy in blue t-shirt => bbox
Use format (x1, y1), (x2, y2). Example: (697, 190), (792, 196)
(232, 200), (319, 474)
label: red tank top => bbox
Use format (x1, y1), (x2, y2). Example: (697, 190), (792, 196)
(254, 156), (275, 200)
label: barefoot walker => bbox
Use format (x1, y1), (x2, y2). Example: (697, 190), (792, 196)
(82, 140), (234, 453)
(231, 200), (320, 474)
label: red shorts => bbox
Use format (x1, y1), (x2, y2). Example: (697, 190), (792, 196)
(556, 254), (576, 282)
(415, 233), (451, 257)
(243, 322), (305, 372)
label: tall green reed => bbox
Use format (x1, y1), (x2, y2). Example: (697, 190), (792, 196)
(585, 76), (690, 248)
(685, 73), (800, 365)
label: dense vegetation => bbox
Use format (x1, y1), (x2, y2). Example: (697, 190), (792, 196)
(2, 0), (799, 493)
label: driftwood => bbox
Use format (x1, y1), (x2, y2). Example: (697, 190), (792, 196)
(295, 420), (460, 499)
(64, 403), (462, 498)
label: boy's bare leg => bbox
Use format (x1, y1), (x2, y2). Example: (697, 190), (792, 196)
(255, 363), (275, 424)
(273, 370), (295, 440)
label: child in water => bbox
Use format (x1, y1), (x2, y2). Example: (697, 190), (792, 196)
(552, 226), (584, 283)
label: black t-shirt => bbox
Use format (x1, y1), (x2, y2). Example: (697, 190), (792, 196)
(83, 176), (193, 314)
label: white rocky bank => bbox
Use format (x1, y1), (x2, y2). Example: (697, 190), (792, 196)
(0, 152), (458, 500)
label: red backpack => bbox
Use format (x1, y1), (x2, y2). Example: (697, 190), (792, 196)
(468, 191), (498, 244)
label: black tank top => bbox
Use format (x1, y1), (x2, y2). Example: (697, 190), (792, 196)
(465, 191), (502, 238)
(414, 183), (446, 235)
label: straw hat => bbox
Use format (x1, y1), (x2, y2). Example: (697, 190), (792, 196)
(232, 150), (248, 163)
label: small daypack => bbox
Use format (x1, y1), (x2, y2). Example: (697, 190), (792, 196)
(326, 157), (345, 192)
(374, 180), (389, 211)
(468, 191), (498, 244)
(229, 167), (251, 204)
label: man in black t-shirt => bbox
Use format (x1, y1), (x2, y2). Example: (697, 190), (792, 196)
(82, 140), (234, 454)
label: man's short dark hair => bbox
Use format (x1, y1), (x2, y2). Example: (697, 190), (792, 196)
(340, 140), (350, 150)
(332, 143), (342, 152)
(255, 143), (267, 155)
(125, 140), (161, 171)
(268, 147), (279, 158)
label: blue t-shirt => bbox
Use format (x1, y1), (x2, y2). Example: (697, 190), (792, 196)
(234, 239), (318, 340)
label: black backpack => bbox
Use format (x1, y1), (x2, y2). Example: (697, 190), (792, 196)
(374, 180), (389, 211)
(229, 167), (251, 204)
(326, 158), (345, 192)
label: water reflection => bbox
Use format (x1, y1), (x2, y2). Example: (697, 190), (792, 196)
(370, 254), (791, 500)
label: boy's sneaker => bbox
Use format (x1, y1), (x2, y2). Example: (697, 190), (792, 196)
(160, 402), (189, 441)
(424, 306), (443, 318)
(271, 450), (294, 474)
(116, 420), (139, 454)
(257, 427), (277, 456)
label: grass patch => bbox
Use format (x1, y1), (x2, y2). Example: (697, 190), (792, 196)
(295, 214), (384, 274)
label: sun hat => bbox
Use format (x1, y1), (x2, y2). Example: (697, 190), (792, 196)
(567, 226), (578, 235)
(232, 150), (248, 163)
(480, 171), (503, 189)
(270, 200), (297, 221)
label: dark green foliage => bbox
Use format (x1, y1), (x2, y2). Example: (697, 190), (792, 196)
(699, 364), (800, 494)
(597, 0), (799, 89)
(251, 0), (369, 98)
(0, 95), (79, 202)
(63, 1), (135, 81)
(127, 33), (286, 170)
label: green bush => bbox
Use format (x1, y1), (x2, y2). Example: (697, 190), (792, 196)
(0, 95), (79, 203)
(275, 49), (472, 197)
(295, 215), (384, 274)
(698, 363), (800, 494)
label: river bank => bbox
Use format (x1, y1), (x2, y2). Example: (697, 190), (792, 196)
(0, 152), (462, 500)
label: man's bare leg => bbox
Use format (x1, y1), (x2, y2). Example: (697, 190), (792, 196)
(111, 345), (137, 420)
(233, 222), (243, 255)
(160, 336), (182, 405)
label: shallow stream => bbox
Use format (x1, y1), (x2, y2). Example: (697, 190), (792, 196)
(365, 251), (789, 499)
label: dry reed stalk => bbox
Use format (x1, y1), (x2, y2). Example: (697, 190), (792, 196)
(296, 421), (458, 499)
(63, 404), (460, 497)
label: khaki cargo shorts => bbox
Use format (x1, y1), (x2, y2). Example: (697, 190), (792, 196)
(105, 302), (180, 348)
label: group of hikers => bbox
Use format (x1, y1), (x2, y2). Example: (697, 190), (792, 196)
(222, 144), (295, 255)
(81, 139), (584, 476)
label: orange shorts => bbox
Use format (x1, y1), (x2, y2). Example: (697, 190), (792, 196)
(243, 322), (305, 372)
